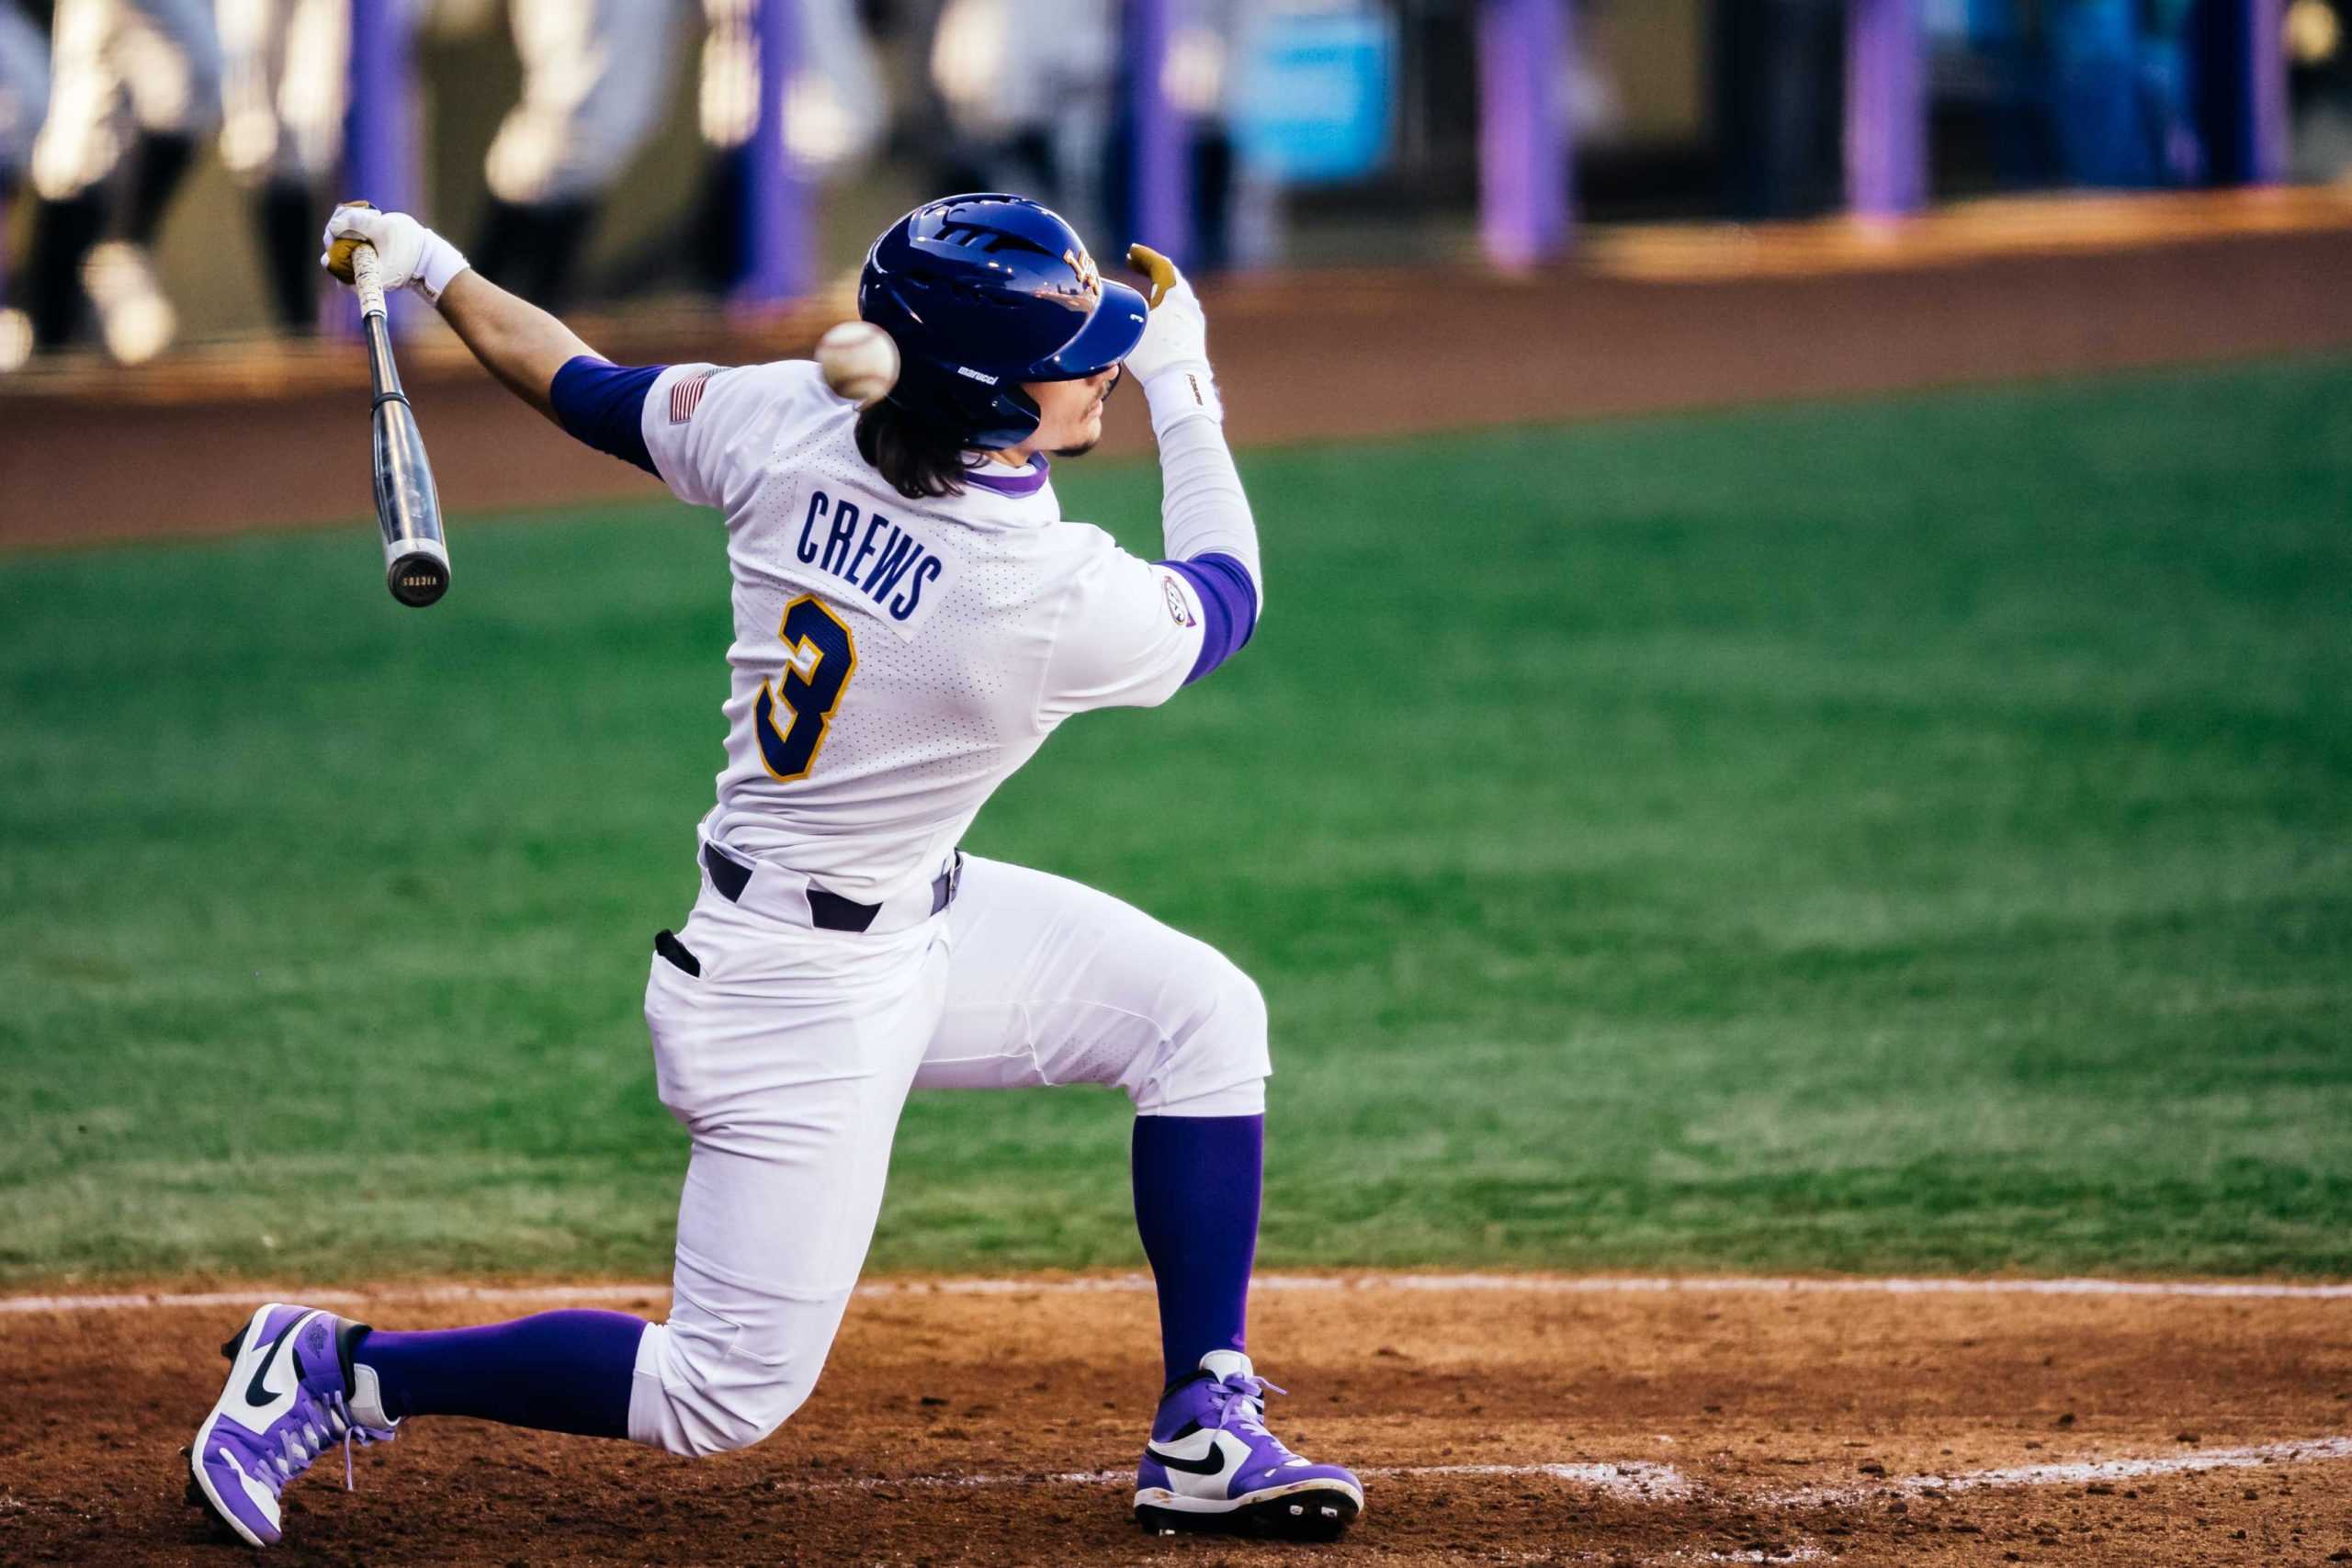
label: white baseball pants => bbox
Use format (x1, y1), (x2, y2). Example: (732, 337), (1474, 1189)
(628, 852), (1272, 1457)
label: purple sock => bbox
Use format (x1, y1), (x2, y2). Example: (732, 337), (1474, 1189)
(1131, 1112), (1263, 1387)
(354, 1311), (647, 1438)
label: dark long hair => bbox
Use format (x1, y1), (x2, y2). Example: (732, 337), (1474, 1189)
(856, 400), (972, 501)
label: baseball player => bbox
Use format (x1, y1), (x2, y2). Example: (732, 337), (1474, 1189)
(216, 0), (350, 330)
(184, 193), (1364, 1548)
(23, 0), (221, 357)
(473, 0), (885, 309)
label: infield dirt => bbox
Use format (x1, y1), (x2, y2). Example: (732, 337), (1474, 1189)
(3, 1276), (2346, 1565)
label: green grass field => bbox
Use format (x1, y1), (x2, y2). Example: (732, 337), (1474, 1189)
(5, 357), (2349, 1284)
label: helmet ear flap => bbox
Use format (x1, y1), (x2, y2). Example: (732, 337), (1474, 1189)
(877, 356), (1042, 451)
(970, 382), (1043, 452)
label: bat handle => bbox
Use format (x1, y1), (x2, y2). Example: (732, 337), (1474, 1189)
(350, 241), (390, 321)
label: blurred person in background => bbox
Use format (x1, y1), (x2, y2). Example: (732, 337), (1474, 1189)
(924, 0), (1249, 275)
(23, 0), (221, 361)
(668, 0), (886, 293)
(928, 0), (1115, 243)
(0, 0), (50, 368)
(1968, 0), (2202, 188)
(476, 0), (885, 309)
(1107, 0), (1250, 274)
(215, 0), (347, 332)
(2287, 0), (2352, 177)
(2043, 0), (2200, 185)
(472, 0), (683, 309)
(1714, 0), (1846, 219)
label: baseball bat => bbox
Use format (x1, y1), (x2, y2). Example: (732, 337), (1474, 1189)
(352, 243), (450, 607)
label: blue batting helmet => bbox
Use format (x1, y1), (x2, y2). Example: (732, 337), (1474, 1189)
(857, 194), (1150, 451)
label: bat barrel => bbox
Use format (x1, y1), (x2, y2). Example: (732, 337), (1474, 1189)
(372, 385), (447, 607)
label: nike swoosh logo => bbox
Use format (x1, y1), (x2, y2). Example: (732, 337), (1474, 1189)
(243, 1319), (301, 1412)
(1147, 1438), (1231, 1477)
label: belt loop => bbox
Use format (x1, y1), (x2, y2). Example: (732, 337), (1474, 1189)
(807, 886), (882, 933)
(701, 841), (751, 903)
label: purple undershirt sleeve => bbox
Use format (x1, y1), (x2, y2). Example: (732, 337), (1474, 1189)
(1159, 552), (1260, 685)
(549, 355), (665, 477)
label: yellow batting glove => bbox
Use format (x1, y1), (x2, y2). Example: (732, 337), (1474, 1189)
(323, 200), (376, 285)
(1127, 243), (1180, 309)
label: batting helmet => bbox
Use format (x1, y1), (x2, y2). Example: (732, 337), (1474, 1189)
(857, 194), (1150, 451)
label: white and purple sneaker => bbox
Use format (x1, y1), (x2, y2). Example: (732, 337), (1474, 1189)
(185, 1303), (397, 1548)
(1134, 1350), (1364, 1540)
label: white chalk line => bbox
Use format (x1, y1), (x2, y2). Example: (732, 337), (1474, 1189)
(1765, 1435), (2352, 1507)
(829, 1460), (1690, 1502)
(6, 1270), (2349, 1316)
(733, 1438), (2351, 1507)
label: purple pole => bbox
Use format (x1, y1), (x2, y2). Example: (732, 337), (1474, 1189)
(342, 0), (421, 333)
(2246, 0), (2289, 183)
(1477, 0), (1571, 271)
(737, 0), (811, 306)
(2197, 0), (2289, 184)
(1129, 0), (1188, 264)
(1846, 0), (1928, 216)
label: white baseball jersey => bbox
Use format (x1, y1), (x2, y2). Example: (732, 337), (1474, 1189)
(637, 360), (1213, 904)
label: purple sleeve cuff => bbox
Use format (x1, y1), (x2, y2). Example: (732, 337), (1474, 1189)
(550, 355), (665, 476)
(1160, 553), (1260, 684)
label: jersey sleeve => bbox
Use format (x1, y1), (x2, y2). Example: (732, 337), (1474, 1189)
(548, 356), (664, 477)
(1037, 537), (1222, 721)
(631, 360), (822, 510)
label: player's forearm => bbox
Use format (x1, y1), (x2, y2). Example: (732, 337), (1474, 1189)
(1153, 409), (1262, 592)
(1122, 246), (1261, 598)
(435, 269), (598, 421)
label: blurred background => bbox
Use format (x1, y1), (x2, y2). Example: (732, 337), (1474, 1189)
(2, 0), (2348, 1303)
(0, 0), (2343, 370)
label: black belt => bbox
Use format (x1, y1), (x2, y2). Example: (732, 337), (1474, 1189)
(702, 842), (962, 933)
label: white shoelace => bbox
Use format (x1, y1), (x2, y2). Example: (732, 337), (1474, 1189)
(264, 1390), (385, 1495)
(1207, 1372), (1294, 1450)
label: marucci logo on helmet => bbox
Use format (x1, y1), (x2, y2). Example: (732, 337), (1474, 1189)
(956, 367), (1000, 384)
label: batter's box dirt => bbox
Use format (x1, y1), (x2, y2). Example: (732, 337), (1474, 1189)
(2, 1275), (2346, 1564)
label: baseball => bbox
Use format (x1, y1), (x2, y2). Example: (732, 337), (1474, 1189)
(816, 321), (899, 407)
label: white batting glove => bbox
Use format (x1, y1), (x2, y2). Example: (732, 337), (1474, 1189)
(320, 202), (471, 304)
(1123, 243), (1222, 431)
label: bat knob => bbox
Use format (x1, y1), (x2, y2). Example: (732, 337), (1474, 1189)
(386, 542), (450, 607)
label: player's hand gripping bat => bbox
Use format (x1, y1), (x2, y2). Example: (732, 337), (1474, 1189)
(348, 240), (450, 607)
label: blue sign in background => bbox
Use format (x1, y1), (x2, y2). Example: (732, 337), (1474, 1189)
(1232, 9), (1395, 185)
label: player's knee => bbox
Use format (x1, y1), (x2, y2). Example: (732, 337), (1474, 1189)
(628, 1320), (820, 1458)
(1207, 959), (1269, 1056)
(684, 1378), (808, 1457)
(1140, 951), (1272, 1114)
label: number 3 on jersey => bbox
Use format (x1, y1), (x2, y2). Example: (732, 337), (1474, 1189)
(755, 596), (857, 782)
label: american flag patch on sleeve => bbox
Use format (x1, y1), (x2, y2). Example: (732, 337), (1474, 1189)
(669, 370), (714, 424)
